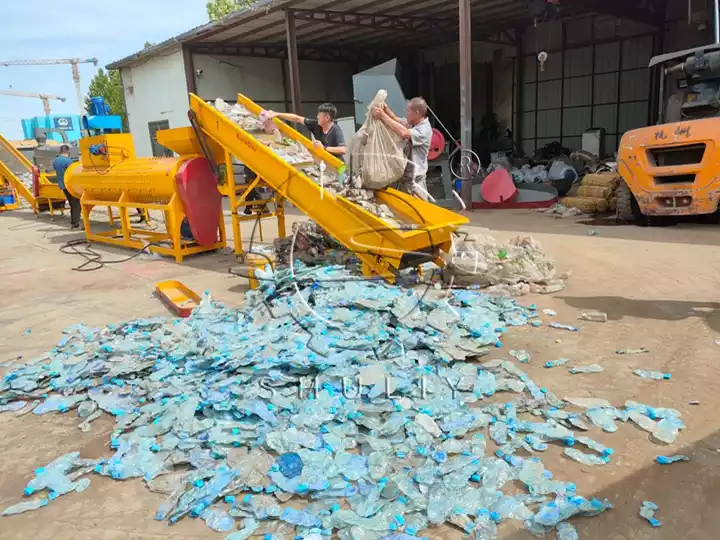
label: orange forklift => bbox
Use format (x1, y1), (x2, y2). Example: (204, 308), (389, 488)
(617, 32), (720, 223)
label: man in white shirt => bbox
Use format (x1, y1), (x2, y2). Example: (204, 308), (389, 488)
(371, 97), (432, 201)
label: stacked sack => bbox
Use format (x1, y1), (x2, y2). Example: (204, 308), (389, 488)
(561, 172), (620, 213)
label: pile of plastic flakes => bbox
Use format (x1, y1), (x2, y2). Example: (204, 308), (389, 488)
(0, 264), (685, 539)
(441, 230), (569, 296)
(213, 99), (397, 222)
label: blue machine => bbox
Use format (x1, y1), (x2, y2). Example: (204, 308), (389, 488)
(82, 96), (123, 135)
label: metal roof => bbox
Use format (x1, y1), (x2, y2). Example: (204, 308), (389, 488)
(108, 0), (537, 69)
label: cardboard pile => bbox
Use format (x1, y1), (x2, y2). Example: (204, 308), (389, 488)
(561, 172), (621, 214)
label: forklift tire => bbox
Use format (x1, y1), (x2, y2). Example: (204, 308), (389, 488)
(615, 180), (639, 222)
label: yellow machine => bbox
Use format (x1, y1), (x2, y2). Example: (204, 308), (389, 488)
(0, 133), (66, 217)
(618, 44), (720, 222)
(65, 134), (226, 262)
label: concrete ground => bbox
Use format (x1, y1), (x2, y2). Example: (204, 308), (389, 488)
(1, 206), (719, 540)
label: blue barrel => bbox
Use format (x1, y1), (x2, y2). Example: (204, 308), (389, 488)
(91, 97), (107, 116)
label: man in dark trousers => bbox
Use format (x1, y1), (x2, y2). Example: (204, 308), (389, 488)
(53, 145), (80, 229)
(267, 103), (346, 157)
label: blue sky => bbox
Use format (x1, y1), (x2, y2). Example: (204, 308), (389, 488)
(0, 1), (208, 139)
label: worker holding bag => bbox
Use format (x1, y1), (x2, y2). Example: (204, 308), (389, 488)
(371, 97), (432, 201)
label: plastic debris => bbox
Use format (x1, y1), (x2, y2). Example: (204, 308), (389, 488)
(564, 448), (609, 466)
(656, 455), (689, 465)
(1, 498), (48, 516)
(0, 356), (21, 368)
(578, 310), (607, 323)
(442, 231), (568, 296)
(545, 358), (570, 369)
(510, 349), (531, 363)
(556, 521), (579, 540)
(634, 369), (671, 381)
(550, 323), (579, 332)
(616, 348), (649, 355)
(689, 401), (700, 406)
(569, 364), (603, 375)
(542, 309), (557, 316)
(0, 264), (681, 537)
(652, 416), (685, 444)
(639, 501), (661, 527)
(587, 229), (599, 236)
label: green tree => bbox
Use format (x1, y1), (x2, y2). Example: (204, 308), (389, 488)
(85, 69), (128, 132)
(144, 41), (156, 49)
(206, 0), (260, 21)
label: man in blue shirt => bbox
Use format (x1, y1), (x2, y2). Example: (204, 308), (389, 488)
(53, 145), (80, 229)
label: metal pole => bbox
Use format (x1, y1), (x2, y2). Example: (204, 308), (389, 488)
(459, 0), (473, 210)
(72, 61), (84, 115)
(42, 98), (51, 116)
(285, 9), (303, 115)
(715, 0), (720, 44)
(514, 27), (524, 154)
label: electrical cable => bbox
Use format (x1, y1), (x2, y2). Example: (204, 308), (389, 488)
(59, 238), (161, 272)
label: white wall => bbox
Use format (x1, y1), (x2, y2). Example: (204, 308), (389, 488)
(121, 49), (189, 157)
(192, 54), (356, 119)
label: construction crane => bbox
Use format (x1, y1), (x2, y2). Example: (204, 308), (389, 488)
(0, 58), (99, 115)
(0, 90), (67, 115)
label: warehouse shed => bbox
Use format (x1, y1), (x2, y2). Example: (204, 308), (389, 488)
(109, 0), (713, 204)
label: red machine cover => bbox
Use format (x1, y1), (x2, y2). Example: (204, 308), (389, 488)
(428, 128), (445, 161)
(480, 169), (518, 204)
(175, 158), (222, 246)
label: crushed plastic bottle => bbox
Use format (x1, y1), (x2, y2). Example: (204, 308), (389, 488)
(652, 417), (685, 444)
(569, 364), (603, 375)
(639, 501), (661, 527)
(545, 358), (569, 368)
(655, 455), (689, 465)
(509, 350), (531, 363)
(586, 408), (618, 433)
(564, 448), (609, 466)
(574, 436), (613, 458)
(1, 498), (48, 516)
(550, 323), (579, 332)
(634, 369), (671, 381)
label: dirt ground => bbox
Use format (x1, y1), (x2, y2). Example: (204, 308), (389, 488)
(1, 207), (719, 540)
